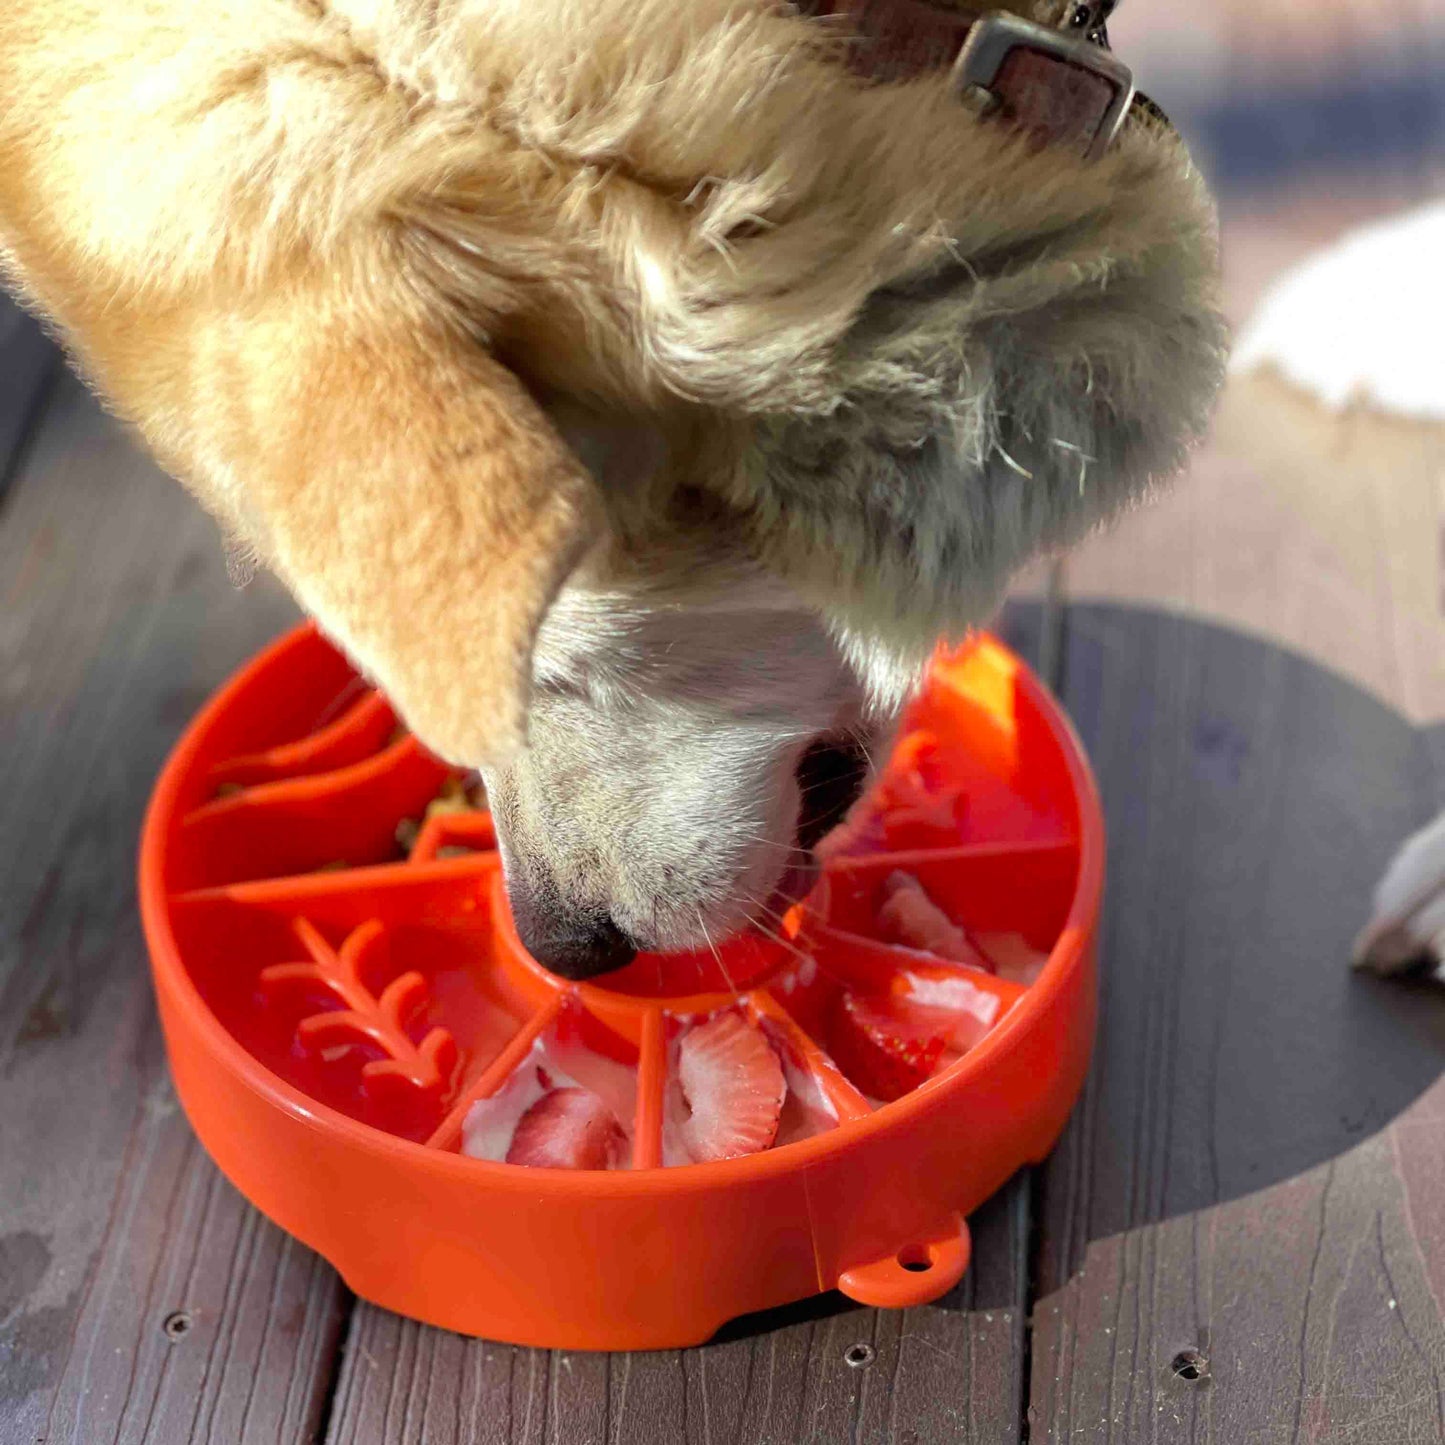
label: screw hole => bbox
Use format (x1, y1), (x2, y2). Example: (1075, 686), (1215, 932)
(897, 1245), (932, 1273)
(162, 1310), (193, 1343)
(1170, 1349), (1209, 1383)
(845, 1343), (875, 1368)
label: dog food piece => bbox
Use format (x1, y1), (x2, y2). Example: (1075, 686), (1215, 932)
(396, 773), (489, 854)
(828, 972), (1009, 1101)
(881, 732), (967, 831)
(428, 773), (487, 816)
(677, 1013), (786, 1163)
(877, 871), (992, 969)
(505, 1087), (626, 1170)
(818, 733), (968, 860)
(755, 1017), (841, 1149)
(828, 992), (950, 1102)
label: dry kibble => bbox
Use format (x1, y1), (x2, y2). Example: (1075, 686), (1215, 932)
(398, 774), (488, 856)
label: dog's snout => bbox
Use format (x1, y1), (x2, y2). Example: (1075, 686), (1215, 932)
(512, 891), (638, 981)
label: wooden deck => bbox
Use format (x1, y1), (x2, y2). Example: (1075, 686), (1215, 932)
(5, 170), (1445, 1445)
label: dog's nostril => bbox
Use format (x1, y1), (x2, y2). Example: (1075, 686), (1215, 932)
(514, 902), (638, 982)
(794, 735), (870, 851)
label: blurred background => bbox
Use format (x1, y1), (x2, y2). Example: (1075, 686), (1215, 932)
(1121, 0), (1444, 183)
(1114, 0), (1444, 323)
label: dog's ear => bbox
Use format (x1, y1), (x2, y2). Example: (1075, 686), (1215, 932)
(173, 300), (604, 766)
(262, 317), (603, 765)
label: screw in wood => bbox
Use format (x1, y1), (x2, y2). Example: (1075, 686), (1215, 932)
(1169, 1348), (1209, 1383)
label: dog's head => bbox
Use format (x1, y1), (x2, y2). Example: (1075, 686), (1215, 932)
(397, 73), (1227, 980)
(458, 125), (1227, 979)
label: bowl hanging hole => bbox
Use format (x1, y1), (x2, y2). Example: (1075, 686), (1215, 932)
(896, 1245), (933, 1273)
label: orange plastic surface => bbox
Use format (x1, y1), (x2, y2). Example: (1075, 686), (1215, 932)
(139, 624), (1103, 1349)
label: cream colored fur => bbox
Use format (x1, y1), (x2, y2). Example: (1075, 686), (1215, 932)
(0, 0), (1226, 961)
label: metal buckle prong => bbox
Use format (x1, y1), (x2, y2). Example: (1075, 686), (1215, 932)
(950, 11), (1136, 161)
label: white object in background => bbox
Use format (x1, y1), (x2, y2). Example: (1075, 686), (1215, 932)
(1355, 811), (1445, 979)
(1232, 199), (1445, 421)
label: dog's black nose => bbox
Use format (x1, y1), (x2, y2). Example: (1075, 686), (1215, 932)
(512, 897), (638, 981)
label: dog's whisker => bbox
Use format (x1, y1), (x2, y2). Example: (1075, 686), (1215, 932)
(740, 885), (792, 922)
(732, 834), (814, 856)
(737, 891), (816, 973)
(755, 922), (816, 973)
(649, 895), (664, 989)
(694, 905), (739, 999)
(844, 725), (882, 775)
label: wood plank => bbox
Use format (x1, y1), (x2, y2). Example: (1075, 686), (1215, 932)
(0, 293), (59, 503)
(1031, 603), (1445, 1443)
(1062, 368), (1445, 727)
(321, 599), (1054, 1445)
(1030, 187), (1445, 1442)
(0, 371), (348, 1444)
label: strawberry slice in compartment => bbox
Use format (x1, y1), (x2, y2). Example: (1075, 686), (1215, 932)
(826, 973), (1007, 1103)
(876, 871), (994, 971)
(676, 1012), (786, 1163)
(973, 930), (1051, 987)
(827, 992), (951, 1103)
(505, 1087), (626, 1170)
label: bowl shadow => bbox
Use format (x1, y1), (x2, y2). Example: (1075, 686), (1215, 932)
(716, 600), (1445, 1335)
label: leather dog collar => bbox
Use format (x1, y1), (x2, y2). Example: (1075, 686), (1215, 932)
(795, 1), (1140, 160)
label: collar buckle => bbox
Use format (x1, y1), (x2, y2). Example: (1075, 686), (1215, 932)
(951, 11), (1136, 160)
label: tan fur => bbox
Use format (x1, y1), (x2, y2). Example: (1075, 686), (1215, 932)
(0, 0), (1224, 777)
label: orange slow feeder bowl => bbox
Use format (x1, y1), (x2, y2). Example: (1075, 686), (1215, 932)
(139, 623), (1102, 1350)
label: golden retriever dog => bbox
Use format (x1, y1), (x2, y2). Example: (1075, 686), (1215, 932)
(0, 0), (1225, 976)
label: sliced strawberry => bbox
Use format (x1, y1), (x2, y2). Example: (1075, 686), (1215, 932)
(677, 1012), (786, 1163)
(877, 872), (993, 970)
(975, 930), (1050, 987)
(505, 1087), (625, 1170)
(891, 968), (1003, 1050)
(828, 991), (949, 1102)
(938, 1001), (993, 1053)
(880, 734), (966, 835)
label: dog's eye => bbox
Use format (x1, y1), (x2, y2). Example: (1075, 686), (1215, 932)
(1069, 4), (1092, 28)
(794, 736), (871, 851)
